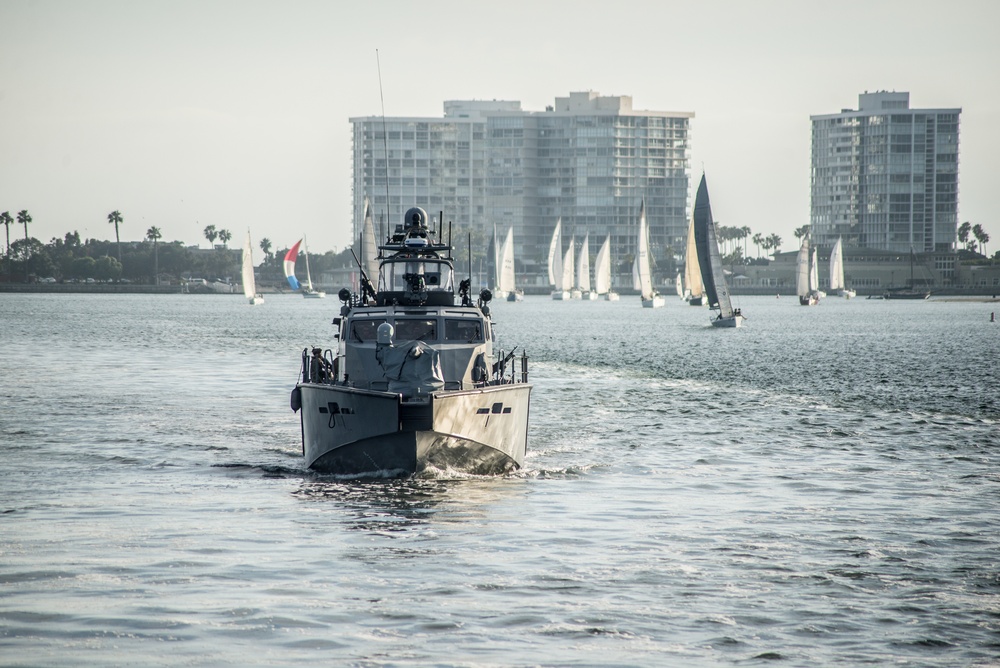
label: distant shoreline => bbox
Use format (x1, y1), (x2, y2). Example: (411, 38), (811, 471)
(1, 283), (998, 301)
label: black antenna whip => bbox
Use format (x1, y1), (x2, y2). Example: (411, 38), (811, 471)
(377, 49), (391, 225)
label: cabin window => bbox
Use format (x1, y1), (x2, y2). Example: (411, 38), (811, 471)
(393, 319), (437, 342)
(350, 319), (386, 342)
(445, 319), (483, 343)
(382, 260), (454, 292)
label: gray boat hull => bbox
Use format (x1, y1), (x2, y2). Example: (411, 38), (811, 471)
(298, 382), (532, 476)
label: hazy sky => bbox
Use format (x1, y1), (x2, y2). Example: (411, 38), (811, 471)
(2, 0), (998, 256)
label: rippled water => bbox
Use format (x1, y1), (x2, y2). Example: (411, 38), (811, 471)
(2, 293), (999, 666)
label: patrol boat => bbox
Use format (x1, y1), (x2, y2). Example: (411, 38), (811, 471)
(290, 206), (532, 476)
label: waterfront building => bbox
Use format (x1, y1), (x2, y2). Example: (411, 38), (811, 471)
(351, 92), (693, 286)
(810, 91), (961, 254)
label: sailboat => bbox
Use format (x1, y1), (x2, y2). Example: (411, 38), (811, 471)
(684, 215), (707, 306)
(547, 219), (571, 300)
(829, 237), (855, 298)
(594, 234), (619, 301)
(636, 198), (664, 308)
(284, 237), (326, 298)
(693, 175), (743, 327)
(498, 226), (522, 301)
(796, 237), (819, 305)
(884, 248), (931, 299)
(675, 272), (684, 300)
(577, 233), (597, 300)
(242, 230), (263, 305)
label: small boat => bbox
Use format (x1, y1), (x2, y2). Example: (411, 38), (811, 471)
(684, 215), (707, 306)
(829, 237), (855, 298)
(284, 237), (326, 298)
(883, 248), (930, 300)
(796, 238), (820, 305)
(242, 230), (264, 305)
(547, 219), (571, 300)
(290, 206), (532, 476)
(577, 233), (598, 300)
(636, 198), (664, 308)
(594, 234), (619, 301)
(693, 174), (744, 328)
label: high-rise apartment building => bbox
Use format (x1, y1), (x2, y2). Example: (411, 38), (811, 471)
(810, 91), (961, 253)
(351, 92), (693, 284)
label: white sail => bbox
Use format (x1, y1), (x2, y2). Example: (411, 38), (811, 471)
(829, 237), (844, 291)
(594, 235), (612, 295)
(676, 272), (684, 298)
(636, 200), (654, 300)
(562, 236), (575, 292)
(796, 238), (810, 298)
(499, 227), (516, 293)
(577, 233), (591, 293)
(303, 236), (314, 291)
(632, 257), (641, 290)
(547, 219), (562, 289)
(242, 230), (261, 304)
(810, 247), (819, 293)
(361, 198), (379, 282)
(684, 216), (704, 299)
(702, 200), (735, 319)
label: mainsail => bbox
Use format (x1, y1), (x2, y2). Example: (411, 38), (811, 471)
(796, 238), (810, 298)
(499, 227), (516, 294)
(547, 219), (562, 290)
(829, 237), (844, 291)
(242, 230), (257, 301)
(636, 199), (654, 300)
(693, 174), (735, 319)
(361, 197), (379, 282)
(594, 235), (612, 295)
(577, 233), (591, 293)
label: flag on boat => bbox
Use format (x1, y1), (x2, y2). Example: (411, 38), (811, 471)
(284, 239), (302, 290)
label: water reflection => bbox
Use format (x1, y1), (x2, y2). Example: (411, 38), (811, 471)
(293, 476), (526, 535)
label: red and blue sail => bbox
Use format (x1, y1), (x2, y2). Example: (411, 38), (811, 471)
(284, 239), (302, 290)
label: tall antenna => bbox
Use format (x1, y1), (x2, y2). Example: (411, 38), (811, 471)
(376, 49), (391, 226)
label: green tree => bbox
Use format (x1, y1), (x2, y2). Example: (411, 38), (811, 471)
(147, 226), (162, 284)
(203, 224), (218, 247)
(17, 210), (32, 281)
(958, 221), (972, 250)
(740, 226), (751, 259)
(767, 233), (782, 256)
(752, 232), (764, 258)
(107, 210), (123, 262)
(259, 237), (272, 262)
(1, 210), (12, 260)
(793, 225), (810, 241)
(972, 224), (990, 257)
(71, 256), (97, 280)
(94, 255), (122, 282)
(217, 229), (232, 248)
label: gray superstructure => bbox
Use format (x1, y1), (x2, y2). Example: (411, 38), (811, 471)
(291, 206), (531, 476)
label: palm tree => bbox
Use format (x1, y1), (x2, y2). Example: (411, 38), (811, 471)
(108, 210), (123, 262)
(203, 224), (218, 247)
(767, 233), (782, 256)
(972, 224), (990, 257)
(17, 210), (32, 281)
(217, 229), (232, 248)
(1, 211), (13, 260)
(740, 226), (751, 259)
(958, 221), (972, 251)
(146, 226), (162, 284)
(259, 237), (272, 262)
(793, 225), (810, 241)
(752, 232), (764, 258)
